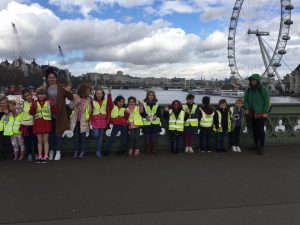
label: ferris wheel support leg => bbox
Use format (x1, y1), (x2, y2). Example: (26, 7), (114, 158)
(258, 36), (270, 75)
(258, 36), (285, 92)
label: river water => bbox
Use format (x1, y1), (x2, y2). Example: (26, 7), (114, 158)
(7, 89), (300, 104)
(109, 89), (300, 104)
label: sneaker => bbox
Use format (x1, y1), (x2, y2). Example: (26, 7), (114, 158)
(36, 159), (42, 164)
(128, 149), (134, 156)
(199, 149), (205, 153)
(49, 150), (54, 160)
(134, 149), (140, 156)
(54, 151), (61, 161)
(189, 147), (194, 153)
(232, 146), (237, 152)
(27, 154), (33, 162)
(78, 151), (85, 159)
(207, 149), (212, 153)
(41, 158), (48, 164)
(184, 146), (189, 153)
(236, 146), (241, 152)
(96, 151), (101, 158)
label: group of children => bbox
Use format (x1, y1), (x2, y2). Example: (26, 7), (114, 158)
(0, 84), (245, 162)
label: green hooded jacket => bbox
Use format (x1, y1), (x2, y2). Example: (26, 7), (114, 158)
(244, 74), (270, 114)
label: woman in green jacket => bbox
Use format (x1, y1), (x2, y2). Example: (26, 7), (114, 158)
(244, 74), (270, 155)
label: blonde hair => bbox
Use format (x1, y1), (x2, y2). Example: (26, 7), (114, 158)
(235, 98), (244, 104)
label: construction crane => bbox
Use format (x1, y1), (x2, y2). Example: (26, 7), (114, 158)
(58, 44), (70, 82)
(11, 22), (29, 78)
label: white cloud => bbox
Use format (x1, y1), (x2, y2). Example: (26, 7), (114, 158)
(0, 1), (299, 80)
(157, 1), (196, 16)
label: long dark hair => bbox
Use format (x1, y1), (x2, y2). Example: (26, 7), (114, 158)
(113, 95), (125, 105)
(94, 88), (105, 101)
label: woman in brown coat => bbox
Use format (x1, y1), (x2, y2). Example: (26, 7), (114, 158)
(45, 67), (73, 160)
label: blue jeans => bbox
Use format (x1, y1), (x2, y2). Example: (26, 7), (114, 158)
(72, 122), (87, 153)
(92, 128), (105, 153)
(200, 127), (212, 151)
(216, 132), (226, 150)
(49, 118), (63, 151)
(230, 126), (241, 147)
(106, 125), (128, 153)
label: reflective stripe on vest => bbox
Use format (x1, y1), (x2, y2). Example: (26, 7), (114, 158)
(111, 106), (125, 118)
(21, 101), (33, 121)
(3, 114), (22, 136)
(143, 103), (160, 126)
(0, 120), (4, 132)
(128, 106), (143, 126)
(199, 108), (214, 128)
(34, 101), (51, 120)
(182, 104), (198, 127)
(93, 99), (107, 116)
(70, 102), (91, 121)
(213, 110), (231, 132)
(168, 110), (185, 132)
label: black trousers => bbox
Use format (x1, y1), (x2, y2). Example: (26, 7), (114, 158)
(252, 118), (265, 147)
(170, 132), (182, 154)
(23, 126), (37, 155)
(0, 132), (13, 160)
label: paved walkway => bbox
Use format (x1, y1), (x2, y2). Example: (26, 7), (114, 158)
(0, 145), (299, 225)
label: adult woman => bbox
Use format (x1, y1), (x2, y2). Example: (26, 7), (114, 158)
(244, 74), (270, 155)
(141, 90), (161, 154)
(45, 67), (73, 160)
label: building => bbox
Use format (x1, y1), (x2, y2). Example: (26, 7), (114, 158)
(289, 64), (300, 94)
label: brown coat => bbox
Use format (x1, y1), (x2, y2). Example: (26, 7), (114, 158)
(48, 83), (73, 135)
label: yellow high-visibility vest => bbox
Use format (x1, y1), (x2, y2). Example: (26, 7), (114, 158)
(3, 114), (23, 136)
(21, 101), (33, 122)
(213, 110), (231, 133)
(92, 99), (107, 115)
(128, 106), (143, 126)
(182, 104), (198, 127)
(199, 108), (214, 128)
(143, 103), (160, 126)
(111, 106), (125, 118)
(34, 101), (51, 120)
(70, 101), (91, 121)
(168, 109), (185, 132)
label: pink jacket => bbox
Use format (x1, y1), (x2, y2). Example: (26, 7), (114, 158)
(90, 94), (113, 129)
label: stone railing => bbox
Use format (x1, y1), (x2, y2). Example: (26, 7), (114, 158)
(63, 103), (300, 152)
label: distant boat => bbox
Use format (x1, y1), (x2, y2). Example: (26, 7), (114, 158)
(189, 88), (205, 95)
(220, 90), (244, 98)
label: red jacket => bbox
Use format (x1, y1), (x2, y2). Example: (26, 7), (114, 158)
(108, 105), (129, 126)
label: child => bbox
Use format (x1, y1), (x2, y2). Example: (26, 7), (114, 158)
(90, 86), (113, 158)
(230, 98), (245, 152)
(69, 84), (91, 159)
(182, 94), (199, 153)
(105, 95), (129, 156)
(20, 89), (37, 161)
(199, 96), (217, 153)
(0, 96), (12, 160)
(3, 100), (25, 161)
(126, 96), (143, 156)
(30, 87), (57, 163)
(141, 91), (161, 154)
(164, 100), (185, 155)
(214, 99), (231, 152)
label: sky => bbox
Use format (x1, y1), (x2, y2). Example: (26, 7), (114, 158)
(0, 0), (299, 79)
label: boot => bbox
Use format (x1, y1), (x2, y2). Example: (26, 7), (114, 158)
(257, 147), (264, 155)
(13, 152), (19, 161)
(78, 151), (85, 159)
(18, 151), (25, 161)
